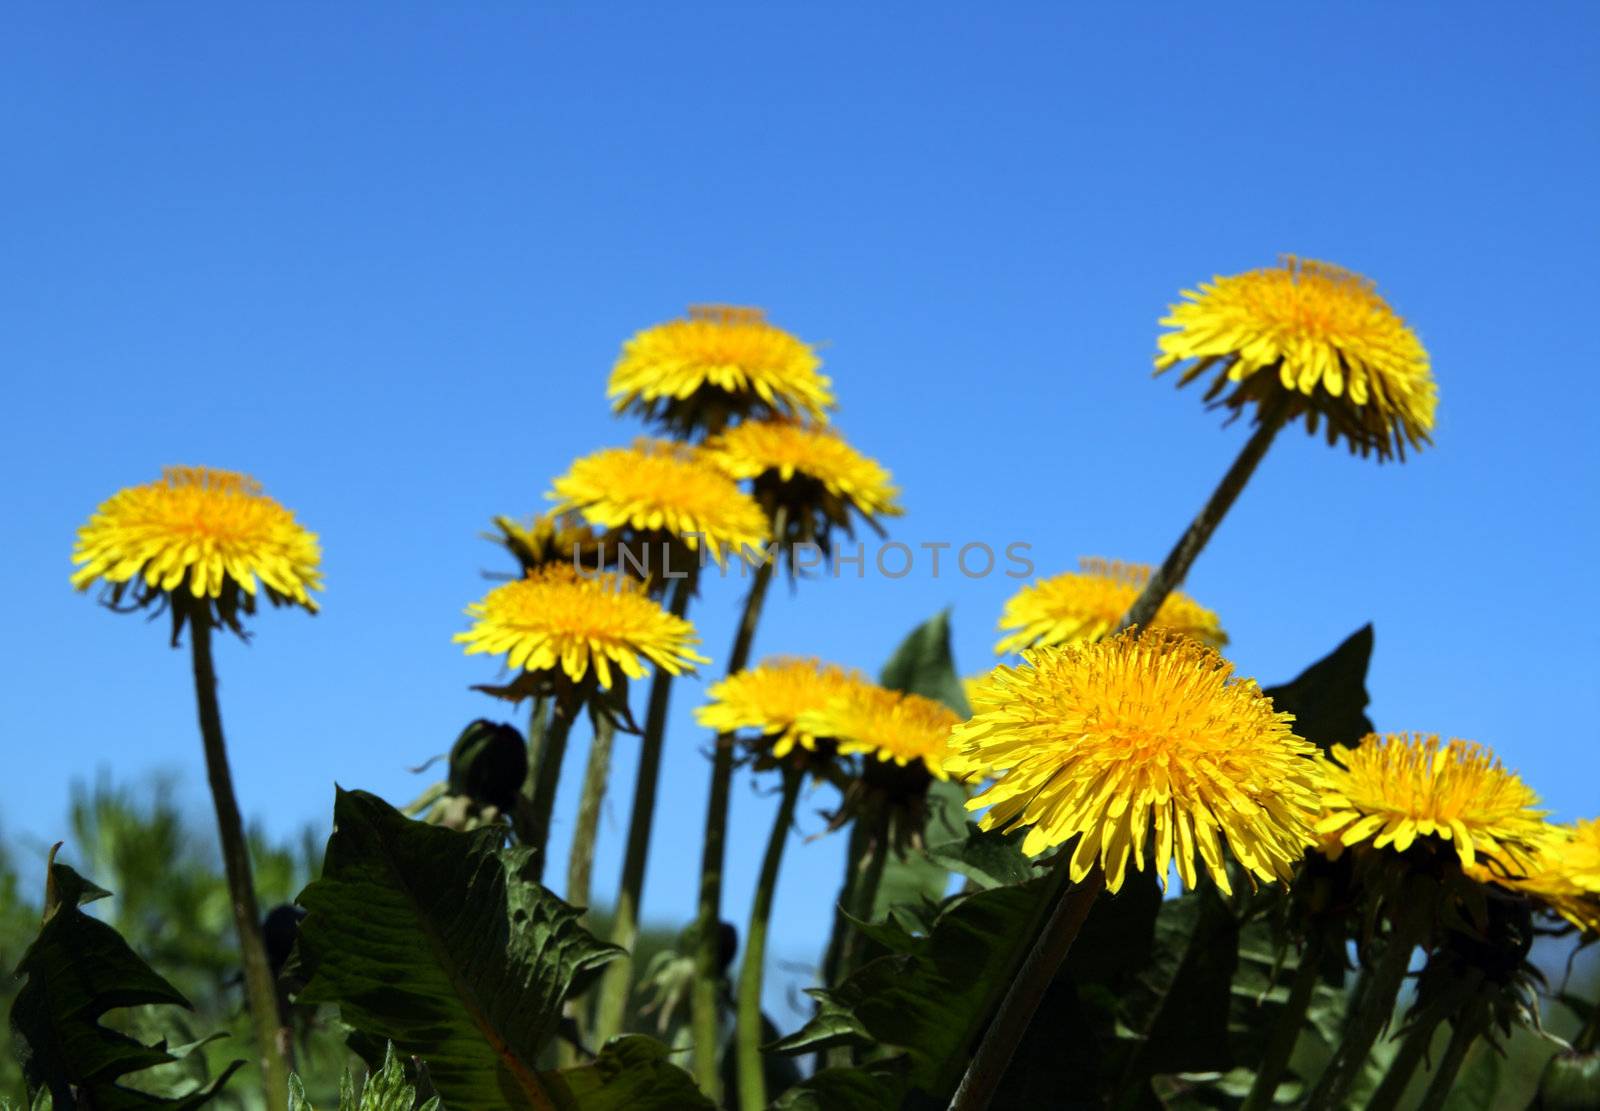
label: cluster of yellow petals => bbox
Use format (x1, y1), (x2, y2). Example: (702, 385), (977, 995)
(1156, 256), (1436, 460)
(800, 682), (960, 780)
(696, 657), (870, 758)
(995, 559), (1226, 656)
(1509, 820), (1600, 932)
(454, 563), (707, 690)
(949, 630), (1323, 895)
(607, 305), (834, 431)
(705, 419), (903, 523)
(548, 439), (770, 562)
(492, 509), (606, 571)
(1316, 733), (1549, 876)
(71, 466), (322, 611)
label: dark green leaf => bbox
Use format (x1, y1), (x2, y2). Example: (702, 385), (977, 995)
(923, 819), (1036, 891)
(296, 789), (704, 1110)
(769, 1060), (908, 1111)
(542, 1037), (712, 1110)
(9, 853), (241, 1109)
(1262, 625), (1374, 752)
(878, 610), (970, 716)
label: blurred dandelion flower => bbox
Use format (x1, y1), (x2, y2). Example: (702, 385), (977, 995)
(1473, 818), (1600, 933)
(706, 419), (901, 538)
(608, 305), (833, 436)
(804, 683), (960, 781)
(455, 563), (707, 691)
(550, 439), (770, 563)
(1317, 733), (1548, 876)
(71, 466), (321, 635)
(697, 657), (868, 759)
(950, 630), (1322, 894)
(490, 509), (608, 574)
(1156, 256), (1436, 460)
(996, 558), (1225, 655)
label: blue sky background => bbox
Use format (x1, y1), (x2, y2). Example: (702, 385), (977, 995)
(4, 4), (1598, 1023)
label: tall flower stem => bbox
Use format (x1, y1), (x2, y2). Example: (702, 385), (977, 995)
(946, 869), (1105, 1111)
(524, 694), (578, 883)
(1120, 394), (1292, 632)
(735, 767), (802, 1111)
(835, 813), (889, 980)
(1416, 1010), (1485, 1111)
(1304, 887), (1433, 1111)
(566, 710), (616, 914)
(594, 569), (697, 1044)
(187, 612), (292, 1110)
(690, 511), (784, 1096)
(1241, 930), (1326, 1111)
(1366, 1013), (1440, 1111)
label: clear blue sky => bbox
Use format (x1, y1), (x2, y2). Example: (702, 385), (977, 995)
(4, 4), (1598, 996)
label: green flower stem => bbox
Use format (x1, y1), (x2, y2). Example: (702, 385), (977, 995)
(818, 817), (872, 993)
(947, 869), (1106, 1111)
(836, 813), (890, 980)
(566, 709), (615, 914)
(1304, 886), (1433, 1111)
(1366, 1012), (1440, 1111)
(1241, 929), (1327, 1111)
(735, 767), (802, 1111)
(1120, 392), (1292, 633)
(525, 696), (551, 793)
(593, 569), (697, 1045)
(1416, 1009), (1485, 1111)
(187, 612), (292, 1110)
(690, 510), (784, 1097)
(524, 694), (579, 883)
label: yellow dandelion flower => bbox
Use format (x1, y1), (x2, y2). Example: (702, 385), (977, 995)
(949, 630), (1323, 895)
(705, 420), (902, 529)
(1156, 256), (1436, 460)
(802, 683), (960, 781)
(455, 563), (707, 691)
(1477, 820), (1600, 934)
(696, 658), (869, 759)
(1316, 733), (1548, 876)
(995, 558), (1226, 656)
(549, 439), (770, 563)
(72, 466), (321, 630)
(608, 305), (834, 436)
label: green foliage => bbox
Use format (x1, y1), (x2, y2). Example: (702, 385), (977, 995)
(1261, 625), (1374, 752)
(8, 849), (241, 1108)
(876, 608), (970, 717)
(287, 1043), (440, 1111)
(294, 789), (708, 1110)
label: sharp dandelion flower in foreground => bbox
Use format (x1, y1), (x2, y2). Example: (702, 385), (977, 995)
(608, 304), (834, 437)
(995, 557), (1226, 655)
(1316, 732), (1549, 876)
(952, 629), (1323, 893)
(70, 465), (318, 1109)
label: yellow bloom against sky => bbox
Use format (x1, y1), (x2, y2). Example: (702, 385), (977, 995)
(454, 563), (708, 690)
(995, 558), (1225, 656)
(72, 466), (322, 612)
(705, 419), (902, 524)
(1157, 256), (1436, 460)
(696, 657), (869, 758)
(950, 630), (1324, 895)
(801, 681), (961, 781)
(548, 439), (770, 562)
(1316, 733), (1549, 876)
(608, 305), (834, 435)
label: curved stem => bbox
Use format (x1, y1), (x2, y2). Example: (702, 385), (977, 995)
(1304, 890), (1432, 1111)
(1416, 1011), (1483, 1111)
(187, 614), (292, 1109)
(946, 870), (1105, 1111)
(690, 510), (784, 1096)
(735, 769), (801, 1111)
(524, 695), (578, 883)
(566, 710), (615, 914)
(1119, 394), (1290, 633)
(593, 569), (696, 1044)
(1241, 930), (1326, 1111)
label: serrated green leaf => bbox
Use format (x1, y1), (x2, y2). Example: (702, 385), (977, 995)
(1262, 625), (1374, 752)
(542, 1036), (712, 1110)
(769, 1060), (908, 1111)
(8, 855), (241, 1109)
